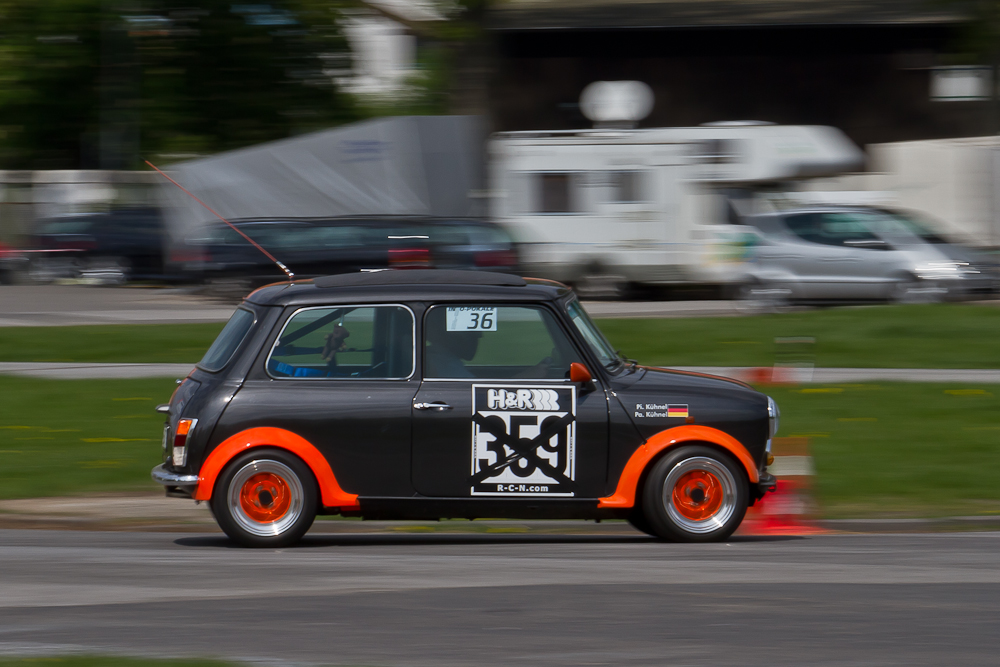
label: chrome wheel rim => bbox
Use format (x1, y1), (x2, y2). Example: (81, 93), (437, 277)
(662, 456), (737, 534)
(228, 459), (303, 538)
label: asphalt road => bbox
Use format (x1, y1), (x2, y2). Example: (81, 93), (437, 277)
(1, 529), (999, 666)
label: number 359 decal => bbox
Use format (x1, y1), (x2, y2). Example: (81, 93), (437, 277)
(447, 306), (497, 332)
(470, 385), (576, 497)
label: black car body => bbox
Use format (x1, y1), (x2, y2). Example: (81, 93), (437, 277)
(152, 270), (778, 546)
(27, 208), (166, 283)
(173, 217), (518, 286)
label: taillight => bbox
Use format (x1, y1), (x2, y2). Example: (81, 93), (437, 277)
(474, 249), (516, 268)
(169, 247), (210, 263)
(172, 418), (197, 467)
(389, 247), (431, 268)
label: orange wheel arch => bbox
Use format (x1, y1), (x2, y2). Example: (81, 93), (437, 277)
(598, 425), (758, 509)
(192, 427), (359, 510)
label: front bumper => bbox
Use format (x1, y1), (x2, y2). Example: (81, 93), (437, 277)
(151, 463), (199, 498)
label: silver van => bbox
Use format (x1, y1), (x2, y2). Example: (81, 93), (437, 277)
(739, 206), (998, 303)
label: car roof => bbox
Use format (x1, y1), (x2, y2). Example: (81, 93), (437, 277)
(245, 270), (570, 307)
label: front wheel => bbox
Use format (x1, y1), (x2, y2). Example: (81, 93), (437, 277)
(211, 449), (317, 548)
(641, 446), (748, 542)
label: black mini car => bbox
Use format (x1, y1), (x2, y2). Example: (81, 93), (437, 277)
(152, 270), (779, 547)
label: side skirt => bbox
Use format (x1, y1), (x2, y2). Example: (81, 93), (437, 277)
(340, 497), (625, 521)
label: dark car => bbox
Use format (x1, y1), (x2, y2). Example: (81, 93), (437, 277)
(173, 217), (518, 287)
(152, 270), (778, 547)
(27, 208), (166, 284)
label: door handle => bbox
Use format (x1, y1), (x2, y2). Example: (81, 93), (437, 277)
(414, 402), (453, 411)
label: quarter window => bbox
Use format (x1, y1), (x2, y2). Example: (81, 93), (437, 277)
(268, 305), (414, 379)
(423, 305), (580, 380)
(198, 307), (255, 372)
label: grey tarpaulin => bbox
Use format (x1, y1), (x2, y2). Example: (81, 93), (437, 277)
(157, 115), (486, 243)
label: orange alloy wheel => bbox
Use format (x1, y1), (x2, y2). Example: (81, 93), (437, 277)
(670, 469), (724, 521)
(238, 472), (292, 523)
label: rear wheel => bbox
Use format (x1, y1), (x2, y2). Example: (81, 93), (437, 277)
(641, 445), (748, 542)
(211, 448), (317, 548)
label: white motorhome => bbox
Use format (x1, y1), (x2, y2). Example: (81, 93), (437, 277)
(488, 123), (864, 294)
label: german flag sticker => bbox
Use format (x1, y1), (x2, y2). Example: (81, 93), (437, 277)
(667, 404), (689, 418)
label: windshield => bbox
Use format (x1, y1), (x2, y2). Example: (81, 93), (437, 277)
(566, 300), (621, 371)
(198, 308), (255, 372)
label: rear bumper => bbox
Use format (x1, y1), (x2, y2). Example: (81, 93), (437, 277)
(151, 463), (199, 488)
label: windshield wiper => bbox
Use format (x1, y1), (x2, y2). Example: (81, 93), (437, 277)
(615, 349), (638, 369)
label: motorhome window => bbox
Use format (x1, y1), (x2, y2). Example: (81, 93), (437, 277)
(693, 139), (741, 164)
(538, 173), (576, 213)
(611, 171), (646, 203)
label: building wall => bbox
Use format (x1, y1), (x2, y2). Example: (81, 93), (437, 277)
(490, 24), (991, 146)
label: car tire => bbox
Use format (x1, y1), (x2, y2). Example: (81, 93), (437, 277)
(641, 445), (749, 543)
(890, 275), (945, 304)
(735, 280), (791, 314)
(211, 448), (318, 548)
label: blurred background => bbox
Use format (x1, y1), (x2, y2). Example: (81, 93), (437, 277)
(1, 0), (999, 299)
(1, 0), (1000, 529)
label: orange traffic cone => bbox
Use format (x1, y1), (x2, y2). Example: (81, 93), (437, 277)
(738, 436), (830, 536)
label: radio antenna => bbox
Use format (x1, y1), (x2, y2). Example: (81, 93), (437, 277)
(145, 159), (295, 281)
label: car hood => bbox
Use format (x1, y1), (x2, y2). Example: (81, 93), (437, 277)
(610, 365), (770, 463)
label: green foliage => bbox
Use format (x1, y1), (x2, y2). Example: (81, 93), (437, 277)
(0, 0), (360, 169)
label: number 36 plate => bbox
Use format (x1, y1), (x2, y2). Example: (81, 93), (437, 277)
(447, 306), (497, 331)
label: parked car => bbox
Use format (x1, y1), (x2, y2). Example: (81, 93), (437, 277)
(26, 208), (166, 284)
(739, 206), (1000, 304)
(0, 242), (27, 284)
(151, 269), (779, 547)
(172, 217), (518, 287)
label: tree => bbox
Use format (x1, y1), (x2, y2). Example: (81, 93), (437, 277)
(0, 0), (360, 169)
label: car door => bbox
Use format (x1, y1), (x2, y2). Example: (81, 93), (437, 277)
(411, 303), (610, 499)
(782, 213), (879, 298)
(224, 303), (419, 497)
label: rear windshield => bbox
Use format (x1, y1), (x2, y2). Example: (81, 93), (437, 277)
(198, 308), (256, 372)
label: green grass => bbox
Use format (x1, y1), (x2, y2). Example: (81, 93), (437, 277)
(0, 377), (175, 499)
(766, 382), (1000, 518)
(598, 303), (1000, 368)
(0, 323), (224, 363)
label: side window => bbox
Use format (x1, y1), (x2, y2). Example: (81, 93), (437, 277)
(268, 305), (414, 379)
(785, 213), (880, 247)
(423, 305), (580, 380)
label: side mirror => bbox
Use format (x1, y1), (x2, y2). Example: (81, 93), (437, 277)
(570, 362), (594, 388)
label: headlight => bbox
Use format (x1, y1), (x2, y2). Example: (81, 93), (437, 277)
(767, 396), (780, 439)
(915, 261), (976, 280)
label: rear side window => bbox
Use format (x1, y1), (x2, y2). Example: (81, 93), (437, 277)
(268, 305), (414, 379)
(198, 308), (255, 372)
